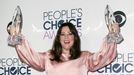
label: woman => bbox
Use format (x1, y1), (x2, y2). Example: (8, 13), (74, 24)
(7, 22), (122, 75)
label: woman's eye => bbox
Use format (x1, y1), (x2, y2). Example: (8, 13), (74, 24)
(60, 33), (65, 36)
(69, 33), (73, 35)
(60, 32), (73, 36)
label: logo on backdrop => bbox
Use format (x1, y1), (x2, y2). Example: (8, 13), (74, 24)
(42, 8), (83, 39)
(97, 52), (134, 75)
(0, 58), (31, 75)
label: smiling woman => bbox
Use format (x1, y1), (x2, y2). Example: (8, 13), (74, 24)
(7, 22), (123, 75)
(50, 23), (80, 62)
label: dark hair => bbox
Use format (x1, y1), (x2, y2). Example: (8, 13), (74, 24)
(50, 22), (81, 62)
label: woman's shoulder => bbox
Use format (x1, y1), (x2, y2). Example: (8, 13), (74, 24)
(45, 50), (53, 59)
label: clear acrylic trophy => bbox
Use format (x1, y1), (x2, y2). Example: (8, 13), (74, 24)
(105, 5), (124, 44)
(7, 6), (23, 46)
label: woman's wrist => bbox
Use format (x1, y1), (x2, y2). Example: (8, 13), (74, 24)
(106, 32), (124, 44)
(7, 34), (23, 46)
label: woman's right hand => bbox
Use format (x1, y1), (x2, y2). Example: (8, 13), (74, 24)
(7, 23), (23, 46)
(7, 22), (20, 36)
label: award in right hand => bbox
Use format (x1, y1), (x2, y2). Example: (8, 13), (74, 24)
(7, 6), (23, 46)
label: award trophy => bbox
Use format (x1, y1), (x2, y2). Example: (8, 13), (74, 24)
(105, 5), (116, 32)
(105, 5), (126, 44)
(7, 6), (23, 46)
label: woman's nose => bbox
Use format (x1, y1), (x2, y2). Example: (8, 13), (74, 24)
(64, 34), (69, 38)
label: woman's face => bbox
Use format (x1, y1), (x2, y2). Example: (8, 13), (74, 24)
(60, 26), (74, 51)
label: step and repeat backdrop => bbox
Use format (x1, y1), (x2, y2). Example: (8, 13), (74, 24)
(0, 0), (134, 75)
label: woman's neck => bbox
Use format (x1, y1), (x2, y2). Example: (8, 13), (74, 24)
(61, 49), (71, 61)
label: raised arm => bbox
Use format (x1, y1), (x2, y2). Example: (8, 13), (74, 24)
(14, 36), (46, 72)
(87, 38), (117, 72)
(86, 23), (123, 72)
(7, 26), (46, 71)
(7, 8), (46, 72)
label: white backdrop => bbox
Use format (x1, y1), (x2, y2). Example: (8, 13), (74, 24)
(0, 0), (134, 75)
